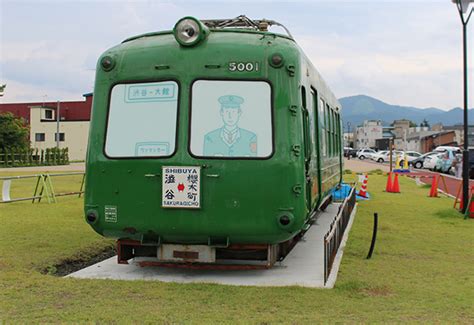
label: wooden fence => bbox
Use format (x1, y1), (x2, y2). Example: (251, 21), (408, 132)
(0, 147), (69, 167)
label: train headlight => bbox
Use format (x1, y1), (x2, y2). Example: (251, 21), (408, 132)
(100, 55), (115, 72)
(269, 53), (284, 68)
(173, 17), (209, 47)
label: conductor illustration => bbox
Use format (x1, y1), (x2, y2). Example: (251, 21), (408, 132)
(203, 95), (257, 157)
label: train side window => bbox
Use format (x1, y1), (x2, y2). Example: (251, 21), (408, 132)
(336, 113), (341, 154)
(332, 111), (339, 156)
(338, 113), (341, 153)
(105, 81), (179, 158)
(319, 98), (327, 157)
(334, 112), (337, 155)
(301, 86), (307, 109)
(326, 104), (332, 156)
(310, 88), (318, 153)
(331, 108), (335, 156)
(331, 109), (335, 156)
(301, 86), (312, 158)
(328, 107), (332, 156)
(190, 80), (273, 158)
(334, 111), (338, 155)
(302, 85), (313, 157)
(319, 98), (325, 126)
(331, 110), (335, 156)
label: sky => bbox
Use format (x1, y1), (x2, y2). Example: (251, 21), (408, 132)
(0, 0), (473, 110)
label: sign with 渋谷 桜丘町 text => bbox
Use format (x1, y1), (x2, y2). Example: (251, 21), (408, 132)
(162, 166), (200, 208)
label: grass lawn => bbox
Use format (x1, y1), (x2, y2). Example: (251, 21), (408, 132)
(0, 170), (473, 323)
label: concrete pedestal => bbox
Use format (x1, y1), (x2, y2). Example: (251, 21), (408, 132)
(68, 203), (357, 288)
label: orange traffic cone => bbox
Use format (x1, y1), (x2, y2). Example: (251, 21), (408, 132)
(392, 173), (400, 193)
(456, 185), (474, 210)
(358, 174), (368, 198)
(385, 172), (393, 192)
(429, 175), (438, 197)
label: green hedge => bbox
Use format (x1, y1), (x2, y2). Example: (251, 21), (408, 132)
(0, 147), (69, 167)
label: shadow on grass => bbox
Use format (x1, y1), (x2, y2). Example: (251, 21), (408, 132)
(41, 244), (116, 276)
(434, 208), (463, 219)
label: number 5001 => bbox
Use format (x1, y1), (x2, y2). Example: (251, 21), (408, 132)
(228, 62), (259, 72)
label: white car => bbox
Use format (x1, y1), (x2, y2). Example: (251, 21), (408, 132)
(371, 150), (388, 162)
(357, 148), (376, 160)
(404, 151), (422, 161)
(410, 151), (438, 169)
(372, 150), (404, 163)
(423, 153), (444, 171)
(434, 146), (461, 154)
(399, 151), (422, 165)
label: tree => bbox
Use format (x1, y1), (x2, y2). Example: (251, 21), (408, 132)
(409, 121), (417, 127)
(420, 119), (430, 128)
(0, 112), (30, 149)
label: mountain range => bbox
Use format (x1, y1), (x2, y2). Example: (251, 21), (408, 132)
(339, 95), (474, 129)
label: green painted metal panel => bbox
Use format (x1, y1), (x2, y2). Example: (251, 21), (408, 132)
(85, 25), (342, 246)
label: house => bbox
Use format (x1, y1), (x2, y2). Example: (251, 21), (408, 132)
(420, 131), (457, 153)
(0, 93), (93, 160)
(354, 120), (383, 149)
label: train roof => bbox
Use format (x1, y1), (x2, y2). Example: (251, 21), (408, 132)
(123, 15), (294, 43)
(112, 16), (340, 110)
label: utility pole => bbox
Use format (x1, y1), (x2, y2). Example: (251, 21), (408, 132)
(452, 0), (473, 213)
(56, 101), (60, 149)
(347, 122), (351, 147)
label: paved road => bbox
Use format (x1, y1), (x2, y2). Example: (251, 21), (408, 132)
(344, 158), (390, 173)
(0, 162), (85, 173)
(406, 169), (474, 199)
(345, 157), (471, 198)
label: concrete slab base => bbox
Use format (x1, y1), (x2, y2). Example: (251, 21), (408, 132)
(68, 203), (357, 288)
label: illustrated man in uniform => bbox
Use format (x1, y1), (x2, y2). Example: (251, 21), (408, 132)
(203, 95), (257, 157)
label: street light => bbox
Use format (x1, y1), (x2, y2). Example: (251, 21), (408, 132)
(452, 0), (473, 213)
(346, 122), (351, 147)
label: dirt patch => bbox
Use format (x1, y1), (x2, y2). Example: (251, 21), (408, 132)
(360, 285), (394, 297)
(42, 246), (116, 277)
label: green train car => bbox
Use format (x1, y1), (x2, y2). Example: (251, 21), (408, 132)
(85, 16), (343, 267)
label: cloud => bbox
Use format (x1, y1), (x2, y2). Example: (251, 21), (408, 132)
(1, 40), (98, 96)
(0, 79), (86, 103)
(0, 0), (472, 110)
(0, 1), (187, 103)
(294, 2), (474, 110)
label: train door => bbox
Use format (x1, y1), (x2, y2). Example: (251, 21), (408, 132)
(309, 88), (320, 208)
(301, 86), (312, 211)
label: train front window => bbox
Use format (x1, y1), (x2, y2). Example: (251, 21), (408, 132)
(105, 81), (179, 158)
(189, 80), (273, 158)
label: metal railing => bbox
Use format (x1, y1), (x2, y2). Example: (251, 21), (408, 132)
(323, 186), (356, 284)
(0, 172), (84, 204)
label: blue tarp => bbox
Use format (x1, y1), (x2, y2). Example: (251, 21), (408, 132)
(333, 183), (370, 201)
(332, 183), (353, 201)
